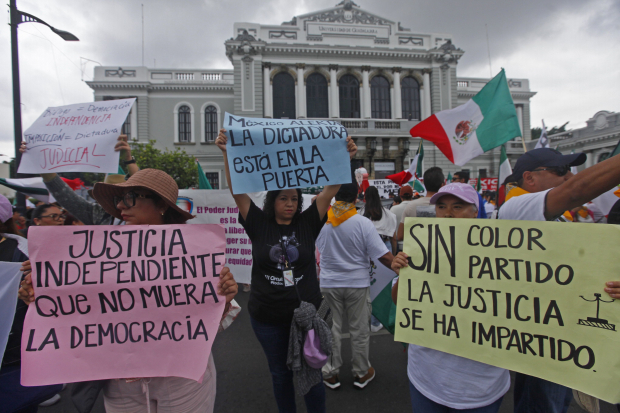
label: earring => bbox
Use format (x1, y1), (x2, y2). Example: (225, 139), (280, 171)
(161, 211), (165, 216)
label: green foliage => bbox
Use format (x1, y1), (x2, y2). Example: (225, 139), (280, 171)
(130, 140), (198, 189)
(531, 122), (569, 141)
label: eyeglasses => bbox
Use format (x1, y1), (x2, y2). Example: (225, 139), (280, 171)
(114, 191), (155, 208)
(531, 165), (570, 177)
(40, 213), (66, 221)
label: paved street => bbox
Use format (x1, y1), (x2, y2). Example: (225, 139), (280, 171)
(40, 291), (616, 413)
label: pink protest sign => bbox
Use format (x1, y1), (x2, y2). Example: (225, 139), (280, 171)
(21, 224), (226, 386)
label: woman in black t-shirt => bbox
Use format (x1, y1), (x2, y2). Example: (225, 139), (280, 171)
(216, 129), (357, 413)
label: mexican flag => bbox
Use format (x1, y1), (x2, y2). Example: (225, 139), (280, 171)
(369, 259), (398, 334)
(386, 142), (423, 186)
(446, 172), (452, 183)
(0, 177), (56, 203)
(410, 69), (520, 166)
(196, 160), (213, 189)
(499, 145), (512, 185)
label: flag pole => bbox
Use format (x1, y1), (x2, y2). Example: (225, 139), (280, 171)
(520, 137), (527, 153)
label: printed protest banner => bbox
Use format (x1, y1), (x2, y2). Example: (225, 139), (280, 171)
(177, 189), (315, 284)
(0, 263), (23, 365)
(18, 99), (135, 174)
(367, 179), (401, 198)
(395, 218), (620, 403)
(224, 113), (351, 194)
(468, 178), (498, 192)
(21, 224), (226, 386)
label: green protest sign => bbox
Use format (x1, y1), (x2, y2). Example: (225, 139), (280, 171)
(395, 218), (620, 403)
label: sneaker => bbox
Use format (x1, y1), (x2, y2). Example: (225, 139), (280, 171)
(323, 374), (341, 390)
(370, 323), (383, 333)
(39, 394), (61, 407)
(353, 367), (375, 389)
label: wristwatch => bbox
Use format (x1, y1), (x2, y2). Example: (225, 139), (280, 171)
(123, 156), (136, 165)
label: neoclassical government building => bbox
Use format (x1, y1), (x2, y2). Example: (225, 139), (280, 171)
(88, 1), (538, 189)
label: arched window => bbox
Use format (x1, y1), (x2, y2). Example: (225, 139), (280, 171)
(178, 105), (192, 142)
(402, 76), (421, 120)
(306, 73), (328, 118)
(273, 72), (296, 119)
(371, 75), (391, 119)
(204, 105), (218, 143)
(339, 74), (360, 118)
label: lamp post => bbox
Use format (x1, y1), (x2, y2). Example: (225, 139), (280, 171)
(10, 0), (78, 210)
(399, 137), (410, 172)
(366, 138), (377, 177)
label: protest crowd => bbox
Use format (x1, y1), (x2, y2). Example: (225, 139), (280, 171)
(3, 96), (620, 413)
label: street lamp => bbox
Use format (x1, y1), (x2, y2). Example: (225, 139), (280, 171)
(9, 0), (78, 210)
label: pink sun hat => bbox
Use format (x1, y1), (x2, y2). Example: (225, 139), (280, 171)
(430, 183), (479, 210)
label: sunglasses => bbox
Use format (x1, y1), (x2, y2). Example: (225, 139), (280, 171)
(531, 165), (570, 177)
(114, 191), (155, 208)
(39, 213), (66, 221)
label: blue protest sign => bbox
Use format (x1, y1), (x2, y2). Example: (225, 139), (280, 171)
(224, 113), (351, 194)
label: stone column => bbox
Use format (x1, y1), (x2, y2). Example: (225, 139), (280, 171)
(329, 65), (339, 118)
(423, 69), (432, 119)
(585, 151), (594, 169)
(296, 64), (306, 119)
(392, 67), (402, 119)
(516, 105), (524, 137)
(362, 66), (371, 119)
(263, 63), (272, 118)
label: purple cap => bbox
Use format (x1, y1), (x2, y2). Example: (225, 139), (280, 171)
(430, 183), (479, 210)
(0, 195), (12, 223)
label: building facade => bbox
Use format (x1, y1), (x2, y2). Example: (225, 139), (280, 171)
(87, 1), (536, 188)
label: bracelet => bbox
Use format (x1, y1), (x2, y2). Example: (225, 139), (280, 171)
(123, 156), (136, 165)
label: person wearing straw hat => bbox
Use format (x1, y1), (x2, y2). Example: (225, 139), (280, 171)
(18, 168), (240, 413)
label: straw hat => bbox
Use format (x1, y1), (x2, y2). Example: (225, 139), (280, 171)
(93, 169), (193, 221)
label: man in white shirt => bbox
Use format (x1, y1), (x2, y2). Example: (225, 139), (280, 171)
(396, 167), (445, 242)
(499, 148), (620, 413)
(317, 182), (394, 391)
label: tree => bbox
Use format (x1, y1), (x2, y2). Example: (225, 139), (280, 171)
(531, 122), (569, 141)
(129, 140), (198, 189)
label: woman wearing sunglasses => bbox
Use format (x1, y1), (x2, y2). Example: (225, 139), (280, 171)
(19, 168), (239, 413)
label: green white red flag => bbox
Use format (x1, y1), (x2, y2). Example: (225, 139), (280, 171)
(499, 145), (512, 185)
(410, 69), (521, 166)
(386, 142), (423, 186)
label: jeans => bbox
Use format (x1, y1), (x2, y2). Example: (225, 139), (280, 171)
(409, 381), (503, 413)
(513, 373), (572, 413)
(250, 316), (326, 413)
(0, 365), (63, 413)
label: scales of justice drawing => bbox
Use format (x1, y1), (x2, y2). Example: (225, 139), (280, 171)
(577, 293), (616, 331)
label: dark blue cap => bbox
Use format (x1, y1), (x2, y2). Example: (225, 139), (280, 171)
(503, 148), (586, 185)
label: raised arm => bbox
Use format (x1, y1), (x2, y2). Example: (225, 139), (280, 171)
(314, 136), (358, 219)
(216, 129), (252, 220)
(545, 154), (620, 220)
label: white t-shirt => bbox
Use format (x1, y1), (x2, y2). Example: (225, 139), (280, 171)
(390, 200), (413, 230)
(408, 345), (510, 409)
(498, 189), (551, 221)
(317, 214), (389, 289)
(401, 196), (432, 219)
(484, 202), (496, 217)
(357, 207), (397, 237)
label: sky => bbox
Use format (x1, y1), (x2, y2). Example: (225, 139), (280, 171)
(0, 0), (619, 160)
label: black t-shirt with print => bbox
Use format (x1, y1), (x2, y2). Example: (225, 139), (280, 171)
(240, 201), (326, 324)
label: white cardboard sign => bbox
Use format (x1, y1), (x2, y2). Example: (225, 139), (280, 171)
(18, 99), (135, 174)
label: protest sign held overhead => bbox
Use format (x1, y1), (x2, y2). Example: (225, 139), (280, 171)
(18, 99), (135, 174)
(367, 179), (401, 198)
(224, 113), (351, 194)
(395, 218), (620, 403)
(21, 224), (226, 386)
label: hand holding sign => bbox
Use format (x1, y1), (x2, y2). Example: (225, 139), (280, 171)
(220, 114), (354, 194)
(18, 99), (135, 174)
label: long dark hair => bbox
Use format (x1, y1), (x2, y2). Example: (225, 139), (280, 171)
(363, 186), (383, 221)
(263, 189), (303, 223)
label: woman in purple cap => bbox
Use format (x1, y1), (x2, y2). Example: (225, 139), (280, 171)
(390, 183), (510, 413)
